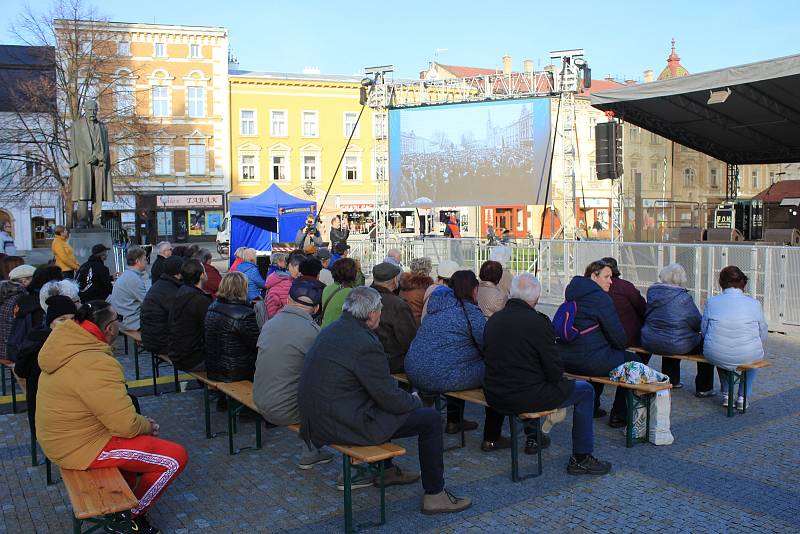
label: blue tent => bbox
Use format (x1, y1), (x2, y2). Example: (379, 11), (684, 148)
(230, 184), (316, 256)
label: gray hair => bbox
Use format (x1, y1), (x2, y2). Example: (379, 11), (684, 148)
(510, 273), (541, 304)
(489, 246), (512, 267)
(382, 256), (400, 267)
(40, 280), (80, 311)
(342, 286), (382, 320)
(658, 263), (687, 287)
(156, 241), (172, 254)
(387, 248), (402, 262)
(270, 251), (286, 265)
(194, 248), (213, 263)
(408, 256), (432, 276)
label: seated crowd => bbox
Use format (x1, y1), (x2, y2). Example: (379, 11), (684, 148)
(0, 236), (769, 528)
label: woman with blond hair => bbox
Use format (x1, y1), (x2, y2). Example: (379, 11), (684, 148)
(204, 272), (260, 382)
(229, 246), (247, 272)
(51, 225), (80, 278)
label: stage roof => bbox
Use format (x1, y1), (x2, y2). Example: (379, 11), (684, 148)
(590, 54), (800, 165)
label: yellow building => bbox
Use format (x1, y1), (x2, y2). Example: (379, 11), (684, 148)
(229, 72), (404, 237)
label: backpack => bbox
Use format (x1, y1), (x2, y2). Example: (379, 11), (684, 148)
(552, 300), (599, 343)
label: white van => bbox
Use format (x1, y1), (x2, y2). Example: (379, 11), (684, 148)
(216, 212), (230, 255)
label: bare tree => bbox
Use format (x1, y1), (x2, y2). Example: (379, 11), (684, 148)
(2, 0), (161, 227)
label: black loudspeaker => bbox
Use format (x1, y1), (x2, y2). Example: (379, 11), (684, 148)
(595, 121), (623, 180)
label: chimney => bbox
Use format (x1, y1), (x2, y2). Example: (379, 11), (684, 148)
(625, 79), (636, 86)
(502, 55), (512, 75)
(523, 59), (534, 74)
(643, 69), (654, 83)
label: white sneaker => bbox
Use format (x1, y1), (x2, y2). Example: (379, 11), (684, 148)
(736, 397), (749, 411)
(721, 394), (729, 406)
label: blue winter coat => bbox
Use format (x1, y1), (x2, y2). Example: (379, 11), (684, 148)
(702, 288), (768, 370)
(557, 276), (628, 376)
(640, 283), (702, 355)
(238, 261), (266, 300)
(404, 286), (486, 392)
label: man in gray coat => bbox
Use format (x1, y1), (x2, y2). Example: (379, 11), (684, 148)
(253, 279), (331, 469)
(299, 286), (471, 514)
(107, 247), (150, 331)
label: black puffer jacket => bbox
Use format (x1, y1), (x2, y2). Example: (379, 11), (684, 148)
(141, 274), (182, 354)
(169, 284), (212, 371)
(204, 297), (260, 382)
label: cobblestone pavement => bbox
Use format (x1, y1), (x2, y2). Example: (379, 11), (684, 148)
(1, 331), (798, 533)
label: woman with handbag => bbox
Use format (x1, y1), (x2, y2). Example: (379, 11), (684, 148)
(405, 270), (509, 452)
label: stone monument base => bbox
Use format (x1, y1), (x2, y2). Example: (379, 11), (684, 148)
(69, 228), (117, 274)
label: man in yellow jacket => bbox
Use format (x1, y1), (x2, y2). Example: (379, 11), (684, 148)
(37, 300), (187, 534)
(51, 225), (80, 278)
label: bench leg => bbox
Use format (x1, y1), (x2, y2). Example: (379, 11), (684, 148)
(227, 399), (237, 455)
(742, 371), (748, 414)
(30, 424), (40, 467)
(173, 365), (180, 393)
(10, 373), (17, 414)
(133, 343), (140, 381)
(255, 414), (262, 449)
(625, 389), (635, 448)
(73, 516), (81, 534)
(151, 354), (159, 396)
(510, 416), (520, 482)
(727, 372), (736, 418)
(46, 457), (53, 485)
(123, 334), (129, 354)
(1, 364), (6, 396)
(203, 383), (212, 439)
(343, 454), (353, 534)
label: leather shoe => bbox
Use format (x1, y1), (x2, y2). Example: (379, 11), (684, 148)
(524, 433), (551, 455)
(374, 465), (420, 487)
(445, 419), (478, 434)
(480, 436), (512, 452)
(607, 415), (626, 428)
(593, 408), (607, 419)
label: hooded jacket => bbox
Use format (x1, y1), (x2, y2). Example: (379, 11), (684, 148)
(141, 274), (182, 354)
(557, 276), (628, 375)
(398, 272), (433, 326)
(641, 283), (702, 355)
(265, 270), (293, 319)
(205, 297), (260, 382)
(36, 320), (151, 469)
(404, 286), (487, 392)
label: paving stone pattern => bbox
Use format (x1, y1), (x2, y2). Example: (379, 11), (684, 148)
(1, 332), (798, 533)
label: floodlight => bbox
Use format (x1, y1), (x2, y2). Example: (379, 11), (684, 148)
(707, 88), (731, 105)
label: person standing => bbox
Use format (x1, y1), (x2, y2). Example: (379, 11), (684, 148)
(51, 226), (80, 278)
(37, 300), (187, 533)
(108, 247), (150, 332)
(0, 221), (16, 255)
(444, 215), (461, 238)
(329, 215), (350, 248)
(169, 259), (211, 372)
(76, 244), (114, 303)
(150, 241), (173, 283)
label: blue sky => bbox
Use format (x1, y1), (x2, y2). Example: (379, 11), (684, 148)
(4, 0), (797, 81)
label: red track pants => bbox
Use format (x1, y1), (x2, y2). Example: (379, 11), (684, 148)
(88, 435), (188, 517)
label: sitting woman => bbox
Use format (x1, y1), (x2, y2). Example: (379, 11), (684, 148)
(398, 257), (434, 326)
(558, 260), (640, 427)
(205, 272), (260, 382)
(641, 263), (713, 395)
(320, 258), (359, 327)
(405, 270), (509, 451)
(476, 260), (508, 319)
(702, 266), (767, 410)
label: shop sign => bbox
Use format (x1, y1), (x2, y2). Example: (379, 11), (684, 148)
(156, 194), (223, 208)
(581, 198), (610, 208)
(30, 207), (56, 218)
(279, 206), (315, 215)
(121, 212), (136, 223)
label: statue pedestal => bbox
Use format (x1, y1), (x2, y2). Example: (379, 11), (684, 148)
(69, 228), (117, 273)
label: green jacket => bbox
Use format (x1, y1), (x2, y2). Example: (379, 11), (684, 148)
(320, 283), (354, 328)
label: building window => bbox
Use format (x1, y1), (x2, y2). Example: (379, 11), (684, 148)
(769, 171), (775, 184)
(629, 126), (640, 143)
(650, 163), (659, 186)
(302, 111), (318, 137)
(187, 86), (204, 118)
(118, 144), (136, 176)
(650, 132), (660, 144)
(343, 154), (360, 181)
(151, 86), (169, 117)
(373, 112), (387, 139)
(118, 41), (130, 56)
(270, 110), (287, 137)
(589, 158), (596, 181)
(240, 110), (256, 136)
(190, 44), (201, 58)
(24, 153), (41, 178)
(189, 144), (206, 175)
(588, 117), (597, 139)
(343, 112), (360, 138)
(710, 167), (719, 188)
(153, 144), (171, 176)
(115, 81), (134, 116)
(751, 170), (759, 189)
(154, 42), (166, 57)
(80, 41), (92, 55)
(271, 155), (287, 181)
(303, 155), (318, 181)
(683, 168), (695, 187)
(241, 155), (257, 181)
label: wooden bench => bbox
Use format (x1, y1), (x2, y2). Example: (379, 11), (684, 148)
(119, 329), (143, 380)
(564, 372), (671, 447)
(150, 353), (181, 396)
(61, 467), (138, 533)
(392, 373), (556, 481)
(189, 371), (227, 439)
(215, 381), (263, 455)
(628, 347), (771, 417)
(219, 382), (406, 533)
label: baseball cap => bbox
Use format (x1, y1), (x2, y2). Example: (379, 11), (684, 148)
(372, 262), (401, 282)
(289, 278), (324, 306)
(316, 247), (331, 260)
(435, 260), (460, 280)
(91, 244), (111, 255)
(333, 242), (350, 254)
(9, 264), (35, 281)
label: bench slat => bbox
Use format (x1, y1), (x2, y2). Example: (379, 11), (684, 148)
(564, 372), (672, 392)
(331, 443), (406, 464)
(627, 347), (770, 371)
(61, 468), (138, 519)
(217, 381), (257, 411)
(119, 330), (142, 343)
(190, 371), (224, 388)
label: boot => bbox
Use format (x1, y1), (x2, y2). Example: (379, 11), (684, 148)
(422, 489), (472, 515)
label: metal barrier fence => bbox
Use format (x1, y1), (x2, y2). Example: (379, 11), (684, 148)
(349, 237), (800, 335)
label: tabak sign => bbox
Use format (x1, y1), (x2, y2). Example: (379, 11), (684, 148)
(279, 206), (315, 215)
(157, 194), (223, 208)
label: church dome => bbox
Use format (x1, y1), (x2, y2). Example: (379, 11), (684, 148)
(657, 38), (689, 80)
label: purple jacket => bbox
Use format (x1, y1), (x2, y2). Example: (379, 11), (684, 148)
(608, 276), (646, 347)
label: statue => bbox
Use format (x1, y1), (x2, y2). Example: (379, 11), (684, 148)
(69, 99), (114, 228)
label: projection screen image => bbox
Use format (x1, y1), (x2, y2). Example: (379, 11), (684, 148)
(389, 98), (551, 207)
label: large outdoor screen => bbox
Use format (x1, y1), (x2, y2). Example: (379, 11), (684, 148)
(389, 98), (551, 207)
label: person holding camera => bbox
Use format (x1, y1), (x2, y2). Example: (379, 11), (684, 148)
(295, 215), (323, 250)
